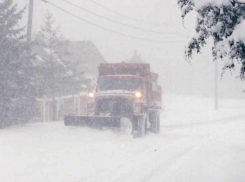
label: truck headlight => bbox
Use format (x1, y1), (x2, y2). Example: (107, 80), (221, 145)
(135, 91), (142, 98)
(87, 92), (94, 98)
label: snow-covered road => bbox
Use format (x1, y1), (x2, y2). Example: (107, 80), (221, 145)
(1, 95), (245, 182)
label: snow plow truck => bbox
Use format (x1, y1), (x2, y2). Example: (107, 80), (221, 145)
(64, 62), (162, 137)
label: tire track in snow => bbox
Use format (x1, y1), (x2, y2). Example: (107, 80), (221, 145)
(141, 120), (245, 182)
(81, 135), (164, 182)
(163, 114), (245, 130)
(93, 119), (244, 182)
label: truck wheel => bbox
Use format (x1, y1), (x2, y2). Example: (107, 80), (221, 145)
(150, 111), (160, 134)
(64, 117), (71, 126)
(137, 115), (147, 137)
(156, 113), (160, 134)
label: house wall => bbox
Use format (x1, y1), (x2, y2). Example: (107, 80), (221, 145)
(36, 94), (91, 122)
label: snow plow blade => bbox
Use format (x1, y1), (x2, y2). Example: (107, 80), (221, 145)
(64, 115), (121, 128)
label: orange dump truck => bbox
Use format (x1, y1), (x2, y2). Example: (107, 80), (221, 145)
(64, 63), (162, 137)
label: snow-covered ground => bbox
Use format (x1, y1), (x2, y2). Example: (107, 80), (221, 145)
(1, 95), (245, 182)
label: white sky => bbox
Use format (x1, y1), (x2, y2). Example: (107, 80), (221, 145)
(16, 0), (245, 98)
(18, 0), (193, 62)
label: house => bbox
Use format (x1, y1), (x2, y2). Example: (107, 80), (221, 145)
(64, 41), (106, 77)
(36, 93), (92, 122)
(32, 39), (106, 121)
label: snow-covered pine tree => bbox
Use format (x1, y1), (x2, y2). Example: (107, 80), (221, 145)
(0, 0), (38, 128)
(36, 12), (86, 120)
(128, 51), (144, 63)
(178, 0), (245, 78)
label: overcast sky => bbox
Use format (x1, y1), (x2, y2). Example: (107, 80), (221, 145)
(16, 0), (245, 98)
(18, 0), (193, 61)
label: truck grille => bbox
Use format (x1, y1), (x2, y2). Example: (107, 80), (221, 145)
(96, 98), (132, 116)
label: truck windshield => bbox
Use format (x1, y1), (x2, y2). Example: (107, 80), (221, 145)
(97, 76), (142, 91)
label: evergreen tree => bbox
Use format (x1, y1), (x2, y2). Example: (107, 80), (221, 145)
(128, 51), (144, 63)
(178, 0), (245, 78)
(0, 0), (37, 128)
(36, 12), (86, 120)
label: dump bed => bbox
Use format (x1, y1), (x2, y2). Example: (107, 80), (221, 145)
(99, 63), (151, 77)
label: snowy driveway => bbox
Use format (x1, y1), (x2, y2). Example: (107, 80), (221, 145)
(1, 95), (245, 182)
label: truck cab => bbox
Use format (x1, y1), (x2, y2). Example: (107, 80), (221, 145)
(93, 75), (145, 116)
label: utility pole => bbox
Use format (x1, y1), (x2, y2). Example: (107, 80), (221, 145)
(27, 0), (34, 42)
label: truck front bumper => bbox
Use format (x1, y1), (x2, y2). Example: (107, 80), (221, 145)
(64, 115), (121, 128)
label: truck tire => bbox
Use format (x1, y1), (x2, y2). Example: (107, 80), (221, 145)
(64, 119), (72, 126)
(156, 113), (160, 134)
(64, 116), (76, 126)
(150, 111), (160, 134)
(64, 118), (70, 126)
(137, 114), (148, 137)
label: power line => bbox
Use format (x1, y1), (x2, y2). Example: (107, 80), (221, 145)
(42, 1), (166, 43)
(61, 0), (166, 36)
(88, 0), (165, 27)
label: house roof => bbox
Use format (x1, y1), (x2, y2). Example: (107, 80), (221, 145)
(32, 38), (107, 78)
(64, 41), (107, 77)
